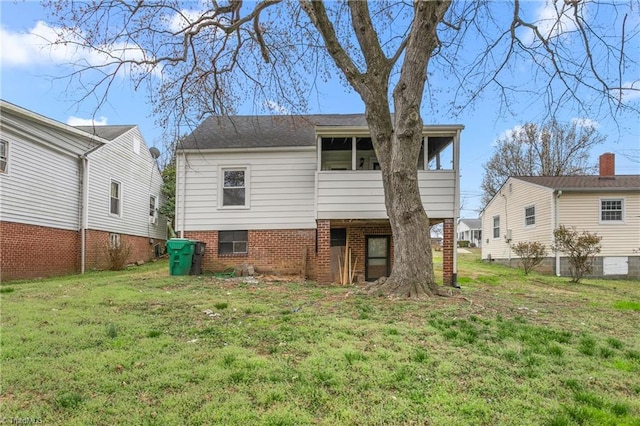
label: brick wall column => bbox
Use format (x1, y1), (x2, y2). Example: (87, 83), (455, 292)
(316, 220), (332, 284)
(443, 218), (454, 286)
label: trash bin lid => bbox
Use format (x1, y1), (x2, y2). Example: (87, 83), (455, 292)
(167, 238), (196, 251)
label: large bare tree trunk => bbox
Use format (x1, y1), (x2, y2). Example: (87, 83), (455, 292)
(301, 1), (451, 298)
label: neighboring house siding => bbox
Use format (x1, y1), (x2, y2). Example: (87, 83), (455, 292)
(558, 191), (640, 257)
(86, 127), (166, 240)
(178, 149), (317, 231)
(316, 170), (455, 220)
(0, 124), (87, 231)
(482, 178), (553, 261)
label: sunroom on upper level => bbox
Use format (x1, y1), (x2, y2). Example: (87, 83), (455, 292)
(317, 128), (460, 172)
(314, 125), (464, 220)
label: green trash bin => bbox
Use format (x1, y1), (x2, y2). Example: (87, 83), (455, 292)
(167, 238), (196, 275)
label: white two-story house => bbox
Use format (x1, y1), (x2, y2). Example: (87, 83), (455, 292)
(176, 114), (463, 284)
(0, 100), (167, 280)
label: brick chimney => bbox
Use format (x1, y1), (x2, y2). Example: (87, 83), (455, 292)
(599, 153), (615, 178)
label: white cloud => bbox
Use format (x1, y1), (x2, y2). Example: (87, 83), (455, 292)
(519, 2), (579, 45)
(168, 9), (207, 33)
(572, 117), (599, 128)
(0, 21), (160, 77)
(67, 116), (108, 126)
(612, 80), (640, 103)
(264, 100), (291, 115)
(493, 125), (524, 146)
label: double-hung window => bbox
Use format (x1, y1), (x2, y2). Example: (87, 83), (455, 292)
(0, 140), (8, 173)
(524, 206), (536, 227)
(110, 180), (122, 216)
(493, 216), (500, 238)
(219, 231), (248, 254)
(221, 167), (248, 207)
(149, 195), (157, 224)
(600, 199), (623, 223)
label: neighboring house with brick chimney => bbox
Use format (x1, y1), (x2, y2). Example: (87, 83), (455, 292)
(175, 114), (463, 284)
(480, 153), (640, 279)
(0, 100), (167, 281)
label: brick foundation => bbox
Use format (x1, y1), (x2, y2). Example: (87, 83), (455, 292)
(84, 229), (164, 271)
(0, 221), (165, 281)
(184, 229), (317, 279)
(1, 221), (80, 281)
(184, 220), (455, 286)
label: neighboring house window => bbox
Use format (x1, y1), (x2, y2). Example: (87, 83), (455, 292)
(493, 216), (500, 238)
(600, 199), (623, 222)
(0, 139), (7, 173)
(524, 206), (536, 227)
(110, 180), (121, 216)
(149, 195), (157, 224)
(221, 168), (248, 207)
(219, 231), (248, 254)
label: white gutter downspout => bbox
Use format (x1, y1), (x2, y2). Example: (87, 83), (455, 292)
(554, 190), (562, 276)
(80, 155), (90, 274)
(180, 151), (187, 238)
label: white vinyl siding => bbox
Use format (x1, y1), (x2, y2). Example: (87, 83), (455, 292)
(600, 198), (623, 223)
(559, 192), (639, 257)
(177, 149), (317, 231)
(524, 205), (535, 227)
(481, 178), (554, 261)
(86, 127), (167, 240)
(0, 104), (102, 231)
(317, 170), (456, 219)
(0, 132), (90, 230)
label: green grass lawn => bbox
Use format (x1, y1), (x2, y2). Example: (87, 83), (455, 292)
(1, 251), (639, 425)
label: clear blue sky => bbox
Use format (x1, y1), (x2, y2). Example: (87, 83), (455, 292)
(1, 1), (638, 217)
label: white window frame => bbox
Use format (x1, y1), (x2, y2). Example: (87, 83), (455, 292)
(110, 179), (122, 217)
(524, 205), (536, 228)
(109, 233), (121, 249)
(600, 198), (624, 224)
(0, 139), (8, 174)
(219, 166), (250, 209)
(492, 215), (500, 239)
(149, 195), (158, 224)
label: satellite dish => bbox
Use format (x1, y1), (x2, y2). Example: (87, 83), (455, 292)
(149, 147), (161, 159)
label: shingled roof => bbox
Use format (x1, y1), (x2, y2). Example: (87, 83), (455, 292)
(514, 175), (640, 191)
(180, 114), (370, 150)
(75, 125), (136, 141)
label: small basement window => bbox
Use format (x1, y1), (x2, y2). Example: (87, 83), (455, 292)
(219, 230), (248, 254)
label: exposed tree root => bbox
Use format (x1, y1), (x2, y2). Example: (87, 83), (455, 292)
(365, 276), (458, 299)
